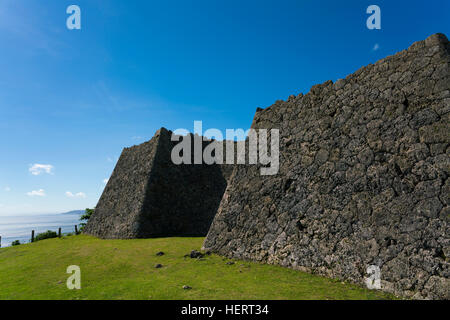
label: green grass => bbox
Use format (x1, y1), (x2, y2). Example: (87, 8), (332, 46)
(0, 235), (395, 300)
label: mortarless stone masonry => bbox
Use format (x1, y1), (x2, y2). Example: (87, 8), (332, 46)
(203, 33), (450, 299)
(86, 33), (448, 299)
(84, 128), (234, 238)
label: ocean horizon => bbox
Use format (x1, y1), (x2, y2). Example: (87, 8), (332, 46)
(0, 212), (83, 247)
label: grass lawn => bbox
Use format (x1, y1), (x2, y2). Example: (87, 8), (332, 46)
(0, 235), (395, 300)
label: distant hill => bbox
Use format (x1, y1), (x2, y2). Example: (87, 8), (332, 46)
(61, 210), (85, 215)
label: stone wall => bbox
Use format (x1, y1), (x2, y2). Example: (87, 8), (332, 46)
(84, 128), (234, 238)
(203, 34), (450, 299)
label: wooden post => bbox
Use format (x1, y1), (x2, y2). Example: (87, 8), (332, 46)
(75, 225), (78, 235)
(31, 230), (35, 243)
(58, 228), (62, 238)
(0, 235), (2, 248)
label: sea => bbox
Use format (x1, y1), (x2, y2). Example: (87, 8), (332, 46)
(0, 212), (83, 247)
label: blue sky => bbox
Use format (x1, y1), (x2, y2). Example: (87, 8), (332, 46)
(0, 0), (448, 215)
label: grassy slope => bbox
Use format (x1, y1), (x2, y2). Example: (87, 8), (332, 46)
(0, 235), (394, 300)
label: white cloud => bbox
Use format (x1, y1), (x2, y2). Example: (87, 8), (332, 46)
(29, 164), (54, 176)
(4, 186), (11, 192)
(372, 43), (380, 51)
(27, 189), (46, 197)
(103, 178), (109, 184)
(65, 191), (86, 198)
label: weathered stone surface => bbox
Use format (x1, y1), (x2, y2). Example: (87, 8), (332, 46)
(203, 33), (450, 299)
(84, 128), (234, 238)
